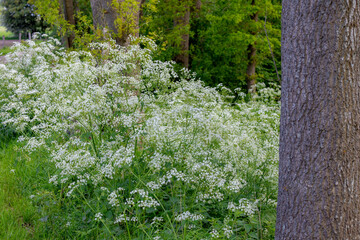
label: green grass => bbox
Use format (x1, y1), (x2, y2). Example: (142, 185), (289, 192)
(0, 46), (13, 55)
(0, 26), (14, 39)
(0, 142), (36, 239)
(0, 141), (57, 239)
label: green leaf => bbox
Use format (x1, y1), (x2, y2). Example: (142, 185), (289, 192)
(244, 224), (252, 233)
(249, 231), (259, 239)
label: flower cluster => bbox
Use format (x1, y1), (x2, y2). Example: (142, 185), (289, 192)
(174, 211), (204, 222)
(227, 198), (259, 216)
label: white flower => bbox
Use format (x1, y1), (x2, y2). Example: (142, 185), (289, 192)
(175, 211), (204, 222)
(108, 191), (119, 207)
(223, 225), (233, 238)
(151, 217), (164, 225)
(114, 214), (126, 224)
(94, 212), (103, 221)
(49, 175), (58, 184)
(227, 199), (258, 216)
(210, 229), (219, 238)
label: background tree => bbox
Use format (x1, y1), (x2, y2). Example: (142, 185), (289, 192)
(245, 0), (258, 92)
(142, 0), (281, 91)
(173, 1), (190, 68)
(190, 0), (281, 91)
(59, 0), (76, 47)
(29, 0), (282, 93)
(276, 0), (360, 239)
(0, 0), (47, 34)
(90, 0), (142, 45)
(30, 0), (94, 48)
(141, 0), (195, 66)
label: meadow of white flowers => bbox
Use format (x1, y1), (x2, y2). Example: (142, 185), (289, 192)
(0, 36), (280, 239)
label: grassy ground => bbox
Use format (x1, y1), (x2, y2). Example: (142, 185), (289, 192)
(0, 140), (55, 239)
(0, 141), (36, 239)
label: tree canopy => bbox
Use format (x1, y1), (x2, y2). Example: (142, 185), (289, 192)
(0, 0), (47, 33)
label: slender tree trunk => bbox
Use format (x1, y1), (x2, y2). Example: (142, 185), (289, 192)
(58, 0), (67, 47)
(246, 44), (257, 91)
(64, 0), (75, 47)
(133, 0), (141, 40)
(195, 0), (201, 11)
(59, 0), (75, 48)
(64, 0), (75, 26)
(246, 0), (258, 92)
(276, 1), (360, 239)
(90, 0), (141, 45)
(174, 2), (190, 68)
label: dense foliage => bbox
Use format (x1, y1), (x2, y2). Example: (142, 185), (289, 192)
(29, 0), (95, 48)
(141, 0), (282, 90)
(0, 0), (47, 33)
(0, 37), (279, 239)
(193, 0), (281, 89)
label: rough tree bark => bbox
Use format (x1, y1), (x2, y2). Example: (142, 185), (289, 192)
(276, 1), (360, 239)
(90, 0), (141, 45)
(90, 0), (119, 41)
(246, 0), (258, 92)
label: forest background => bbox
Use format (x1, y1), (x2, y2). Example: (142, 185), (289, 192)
(0, 0), (281, 93)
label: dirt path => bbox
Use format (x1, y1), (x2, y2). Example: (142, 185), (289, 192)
(1, 40), (21, 48)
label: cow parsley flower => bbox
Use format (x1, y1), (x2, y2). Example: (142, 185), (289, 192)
(94, 212), (103, 221)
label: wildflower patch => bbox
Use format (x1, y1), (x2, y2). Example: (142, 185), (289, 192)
(0, 36), (280, 239)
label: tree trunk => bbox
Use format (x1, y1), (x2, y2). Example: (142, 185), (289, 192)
(174, 2), (190, 68)
(246, 43), (257, 92)
(191, 0), (201, 18)
(90, 0), (118, 40)
(59, 0), (75, 48)
(64, 0), (75, 47)
(195, 0), (201, 11)
(90, 0), (141, 45)
(276, 1), (360, 239)
(246, 0), (258, 92)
